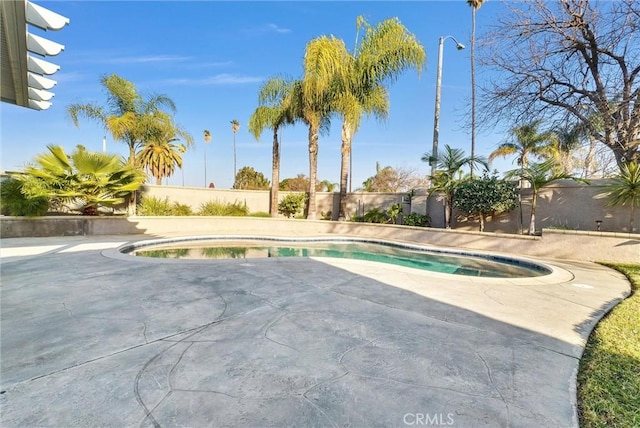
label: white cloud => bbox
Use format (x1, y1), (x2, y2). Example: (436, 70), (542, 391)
(265, 23), (291, 34)
(104, 54), (193, 64)
(161, 74), (263, 86)
(242, 23), (292, 36)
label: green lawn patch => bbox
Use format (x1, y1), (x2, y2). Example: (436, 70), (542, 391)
(577, 263), (640, 427)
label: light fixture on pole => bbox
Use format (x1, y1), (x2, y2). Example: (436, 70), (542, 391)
(431, 36), (465, 179)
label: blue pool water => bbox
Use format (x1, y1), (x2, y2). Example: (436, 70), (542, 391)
(126, 238), (550, 278)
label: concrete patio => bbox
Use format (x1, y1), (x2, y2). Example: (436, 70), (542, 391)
(0, 235), (631, 427)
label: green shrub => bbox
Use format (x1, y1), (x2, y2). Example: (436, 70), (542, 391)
(349, 214), (365, 222)
(199, 200), (249, 216)
(363, 207), (389, 224)
(278, 193), (307, 218)
(171, 202), (193, 216)
(138, 196), (194, 216)
(138, 196), (173, 216)
(387, 203), (402, 224)
(320, 211), (333, 220)
(403, 212), (431, 227)
(249, 211), (272, 217)
(0, 178), (49, 217)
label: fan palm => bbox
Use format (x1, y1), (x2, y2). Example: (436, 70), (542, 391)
(604, 162), (640, 232)
(248, 77), (295, 216)
(505, 159), (587, 235)
(18, 145), (145, 215)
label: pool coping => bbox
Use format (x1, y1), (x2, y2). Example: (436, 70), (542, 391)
(103, 234), (575, 286)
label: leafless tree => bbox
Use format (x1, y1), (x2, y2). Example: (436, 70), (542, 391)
(359, 163), (428, 193)
(479, 0), (640, 170)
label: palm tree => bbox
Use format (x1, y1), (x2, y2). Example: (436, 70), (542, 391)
(288, 74), (332, 220)
(67, 74), (192, 213)
(18, 145), (145, 216)
(67, 74), (190, 165)
(317, 179), (338, 192)
(489, 120), (556, 168)
(605, 162), (640, 233)
(303, 17), (426, 220)
(230, 119), (240, 179)
(248, 77), (295, 216)
(136, 135), (184, 185)
(552, 124), (584, 175)
(467, 0), (485, 177)
(505, 159), (588, 235)
(421, 144), (489, 228)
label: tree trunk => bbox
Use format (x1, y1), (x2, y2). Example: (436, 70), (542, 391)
(470, 7), (477, 178)
(156, 176), (162, 185)
(127, 142), (136, 216)
(233, 134), (237, 180)
(444, 195), (452, 229)
(529, 191), (538, 235)
(338, 122), (352, 221)
(307, 125), (318, 220)
(479, 212), (485, 232)
(583, 136), (596, 178)
(270, 128), (280, 217)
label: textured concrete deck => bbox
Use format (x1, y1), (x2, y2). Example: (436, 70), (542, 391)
(0, 235), (631, 427)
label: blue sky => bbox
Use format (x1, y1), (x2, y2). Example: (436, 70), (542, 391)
(1, 0), (514, 189)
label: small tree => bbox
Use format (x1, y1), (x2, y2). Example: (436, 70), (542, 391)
(278, 193), (308, 218)
(604, 162), (640, 233)
(454, 175), (519, 232)
(422, 144), (489, 228)
(280, 174), (310, 191)
(506, 159), (588, 235)
(233, 166), (270, 190)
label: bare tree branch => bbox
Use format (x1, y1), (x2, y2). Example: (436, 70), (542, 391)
(479, 0), (640, 169)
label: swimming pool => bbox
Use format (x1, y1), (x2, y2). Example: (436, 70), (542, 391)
(122, 236), (551, 278)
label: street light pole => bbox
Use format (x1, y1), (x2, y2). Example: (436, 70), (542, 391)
(431, 36), (465, 179)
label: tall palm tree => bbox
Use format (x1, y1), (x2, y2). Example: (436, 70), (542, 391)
(18, 145), (145, 216)
(488, 120), (556, 168)
(421, 144), (489, 228)
(248, 77), (295, 216)
(467, 0), (485, 177)
(505, 159), (587, 235)
(289, 74), (332, 220)
(136, 134), (184, 185)
(605, 162), (640, 233)
(304, 17), (426, 220)
(230, 119), (240, 179)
